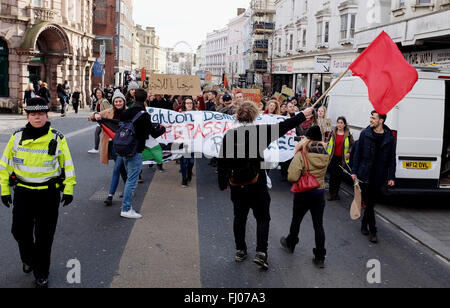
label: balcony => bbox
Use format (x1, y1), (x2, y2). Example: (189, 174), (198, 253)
(252, 60), (267, 72)
(253, 40), (269, 53)
(253, 22), (275, 34)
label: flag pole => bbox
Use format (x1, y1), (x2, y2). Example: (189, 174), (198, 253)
(311, 67), (350, 109)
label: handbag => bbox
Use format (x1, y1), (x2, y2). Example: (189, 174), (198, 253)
(290, 151), (320, 193)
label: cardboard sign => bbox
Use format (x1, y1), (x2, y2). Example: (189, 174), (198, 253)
(147, 74), (201, 96)
(282, 86), (295, 97)
(234, 89), (261, 103)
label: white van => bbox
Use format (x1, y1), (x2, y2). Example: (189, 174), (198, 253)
(326, 68), (450, 195)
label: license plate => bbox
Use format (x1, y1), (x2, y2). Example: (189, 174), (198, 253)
(403, 161), (431, 169)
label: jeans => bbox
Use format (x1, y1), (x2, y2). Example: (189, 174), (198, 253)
(286, 190), (326, 257)
(180, 156), (194, 180)
(108, 152), (127, 196)
(121, 153), (143, 213)
(231, 183), (271, 254)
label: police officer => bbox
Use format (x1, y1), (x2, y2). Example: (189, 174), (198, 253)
(0, 97), (76, 288)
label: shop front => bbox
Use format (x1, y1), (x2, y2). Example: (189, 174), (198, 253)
(272, 60), (294, 93)
(292, 56), (332, 100)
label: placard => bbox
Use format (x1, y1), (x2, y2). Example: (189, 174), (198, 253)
(147, 74), (202, 96)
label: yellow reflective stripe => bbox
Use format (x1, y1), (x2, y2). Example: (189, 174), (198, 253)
(13, 164), (58, 173)
(327, 137), (334, 155)
(64, 160), (74, 167)
(65, 170), (76, 178)
(345, 137), (350, 163)
(15, 172), (61, 184)
(17, 183), (61, 190)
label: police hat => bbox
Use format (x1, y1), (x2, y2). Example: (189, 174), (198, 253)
(25, 97), (50, 113)
(223, 93), (232, 102)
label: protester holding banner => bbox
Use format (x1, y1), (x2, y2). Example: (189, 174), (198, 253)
(264, 100), (281, 115)
(218, 102), (314, 271)
(280, 126), (330, 269)
(216, 93), (236, 115)
(327, 117), (354, 201)
(179, 98), (197, 187)
(88, 88), (110, 154)
(118, 88), (166, 219)
(88, 90), (128, 206)
(206, 91), (218, 111)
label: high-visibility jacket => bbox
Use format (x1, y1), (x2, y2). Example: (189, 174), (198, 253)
(0, 127), (76, 196)
(327, 132), (353, 164)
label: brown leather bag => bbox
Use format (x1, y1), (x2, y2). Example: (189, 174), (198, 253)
(290, 151), (320, 193)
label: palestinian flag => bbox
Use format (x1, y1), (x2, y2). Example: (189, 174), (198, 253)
(98, 119), (167, 165)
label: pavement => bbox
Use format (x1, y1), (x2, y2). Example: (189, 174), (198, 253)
(0, 112), (448, 288)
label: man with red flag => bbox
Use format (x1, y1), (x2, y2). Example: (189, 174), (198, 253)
(347, 31), (418, 244)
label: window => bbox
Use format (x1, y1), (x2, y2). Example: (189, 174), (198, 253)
(317, 22), (323, 43)
(289, 34), (293, 50)
(33, 0), (42, 7)
(399, 0), (405, 6)
(324, 22), (329, 43)
(341, 14), (356, 40)
(350, 15), (356, 38)
(278, 38), (281, 53)
(418, 0), (431, 3)
(341, 15), (348, 40)
(302, 29), (307, 47)
(236, 46), (239, 55)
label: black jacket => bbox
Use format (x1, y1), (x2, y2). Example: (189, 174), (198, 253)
(120, 102), (165, 153)
(218, 112), (307, 190)
(352, 125), (397, 186)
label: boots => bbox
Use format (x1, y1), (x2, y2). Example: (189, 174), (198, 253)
(313, 248), (326, 268)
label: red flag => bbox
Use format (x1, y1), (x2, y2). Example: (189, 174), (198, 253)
(224, 75), (229, 88)
(349, 31), (418, 115)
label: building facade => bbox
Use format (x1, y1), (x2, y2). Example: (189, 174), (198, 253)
(226, 8), (251, 87)
(136, 25), (160, 76)
(0, 0), (95, 112)
(205, 28), (228, 85)
(270, 0), (360, 98)
(354, 0), (450, 69)
(93, 0), (133, 88)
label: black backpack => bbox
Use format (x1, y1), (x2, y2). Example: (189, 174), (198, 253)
(113, 111), (145, 157)
(229, 159), (260, 186)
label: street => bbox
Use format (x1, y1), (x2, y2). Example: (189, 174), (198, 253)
(0, 110), (448, 288)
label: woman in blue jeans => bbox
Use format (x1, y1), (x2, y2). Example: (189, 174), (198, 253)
(179, 97), (196, 187)
(89, 89), (128, 206)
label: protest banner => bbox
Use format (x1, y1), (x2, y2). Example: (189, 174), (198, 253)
(147, 74), (202, 96)
(205, 73), (213, 86)
(234, 89), (262, 104)
(282, 86), (295, 98)
(146, 108), (298, 163)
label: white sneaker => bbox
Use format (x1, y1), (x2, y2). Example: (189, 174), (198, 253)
(120, 209), (142, 219)
(88, 149), (99, 154)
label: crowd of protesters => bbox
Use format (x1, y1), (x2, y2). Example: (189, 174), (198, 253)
(82, 81), (395, 271)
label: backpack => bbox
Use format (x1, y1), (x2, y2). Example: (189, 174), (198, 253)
(229, 159), (260, 187)
(113, 111), (145, 157)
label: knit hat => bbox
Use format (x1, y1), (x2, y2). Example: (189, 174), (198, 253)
(127, 81), (139, 92)
(112, 89), (126, 103)
(25, 97), (50, 113)
(305, 125), (322, 142)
